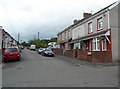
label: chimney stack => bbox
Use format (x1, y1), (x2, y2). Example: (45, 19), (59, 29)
(83, 13), (92, 18)
(73, 19), (78, 24)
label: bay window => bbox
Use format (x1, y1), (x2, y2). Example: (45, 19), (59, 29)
(74, 42), (80, 49)
(92, 38), (100, 51)
(102, 38), (106, 51)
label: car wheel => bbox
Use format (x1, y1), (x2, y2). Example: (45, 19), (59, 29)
(18, 58), (20, 61)
(42, 53), (44, 56)
(3, 60), (7, 63)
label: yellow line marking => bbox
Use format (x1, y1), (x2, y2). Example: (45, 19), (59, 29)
(0, 63), (5, 69)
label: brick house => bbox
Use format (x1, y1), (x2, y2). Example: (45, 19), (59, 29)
(55, 1), (119, 62)
(56, 20), (81, 57)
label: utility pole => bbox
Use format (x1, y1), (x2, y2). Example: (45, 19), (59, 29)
(18, 33), (20, 45)
(38, 32), (39, 40)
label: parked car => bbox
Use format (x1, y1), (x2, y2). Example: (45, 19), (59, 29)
(41, 48), (54, 57)
(37, 48), (45, 54)
(3, 47), (21, 62)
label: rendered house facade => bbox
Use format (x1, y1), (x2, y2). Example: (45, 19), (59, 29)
(56, 2), (119, 62)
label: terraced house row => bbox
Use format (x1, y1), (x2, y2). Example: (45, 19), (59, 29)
(54, 1), (119, 62)
(0, 26), (17, 63)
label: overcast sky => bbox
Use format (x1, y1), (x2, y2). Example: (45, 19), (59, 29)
(0, 0), (117, 42)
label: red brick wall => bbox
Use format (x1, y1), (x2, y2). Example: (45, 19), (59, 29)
(73, 49), (77, 57)
(53, 49), (63, 55)
(79, 50), (88, 60)
(53, 49), (112, 62)
(64, 50), (73, 57)
(92, 51), (112, 62)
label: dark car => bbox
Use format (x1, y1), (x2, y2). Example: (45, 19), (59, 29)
(41, 48), (54, 57)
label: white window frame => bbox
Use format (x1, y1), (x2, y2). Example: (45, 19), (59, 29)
(74, 42), (80, 49)
(88, 22), (93, 33)
(74, 28), (80, 39)
(92, 38), (100, 51)
(98, 18), (103, 30)
(102, 38), (107, 51)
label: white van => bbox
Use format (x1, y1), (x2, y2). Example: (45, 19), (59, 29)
(30, 45), (36, 51)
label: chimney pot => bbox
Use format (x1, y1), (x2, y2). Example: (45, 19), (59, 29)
(83, 13), (92, 18)
(73, 19), (78, 24)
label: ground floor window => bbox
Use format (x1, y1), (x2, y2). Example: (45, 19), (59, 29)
(80, 42), (86, 50)
(92, 38), (100, 51)
(74, 42), (80, 49)
(102, 38), (106, 51)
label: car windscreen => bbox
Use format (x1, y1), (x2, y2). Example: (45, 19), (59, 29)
(39, 48), (44, 50)
(5, 48), (18, 52)
(45, 49), (51, 51)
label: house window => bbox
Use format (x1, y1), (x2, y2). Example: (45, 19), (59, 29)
(68, 30), (70, 39)
(74, 42), (80, 49)
(88, 22), (92, 33)
(80, 42), (86, 50)
(74, 28), (80, 39)
(102, 38), (106, 51)
(92, 38), (100, 51)
(64, 32), (67, 40)
(97, 18), (103, 30)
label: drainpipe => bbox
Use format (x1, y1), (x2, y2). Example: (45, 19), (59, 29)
(107, 9), (110, 29)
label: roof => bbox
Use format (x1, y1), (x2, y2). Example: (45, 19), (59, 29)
(2, 29), (17, 42)
(57, 2), (117, 35)
(70, 29), (109, 44)
(57, 38), (72, 44)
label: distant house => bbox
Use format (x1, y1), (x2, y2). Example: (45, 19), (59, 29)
(56, 1), (119, 62)
(48, 42), (57, 49)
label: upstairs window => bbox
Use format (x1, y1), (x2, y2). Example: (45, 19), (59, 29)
(74, 28), (80, 39)
(88, 22), (93, 33)
(97, 18), (103, 30)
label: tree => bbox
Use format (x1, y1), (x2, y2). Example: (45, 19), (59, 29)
(26, 37), (57, 48)
(50, 37), (57, 42)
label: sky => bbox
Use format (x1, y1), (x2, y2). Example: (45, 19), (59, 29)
(0, 0), (117, 42)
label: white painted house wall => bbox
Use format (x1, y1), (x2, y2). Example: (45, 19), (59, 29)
(72, 24), (85, 40)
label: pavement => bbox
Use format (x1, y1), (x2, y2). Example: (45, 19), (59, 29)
(0, 52), (4, 69)
(0, 68), (1, 88)
(56, 55), (118, 68)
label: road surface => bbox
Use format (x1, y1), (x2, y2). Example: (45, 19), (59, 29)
(2, 49), (118, 87)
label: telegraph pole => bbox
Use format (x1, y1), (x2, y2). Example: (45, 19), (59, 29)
(18, 33), (20, 45)
(38, 32), (39, 40)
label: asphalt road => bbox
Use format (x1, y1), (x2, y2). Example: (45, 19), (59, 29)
(2, 49), (118, 87)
